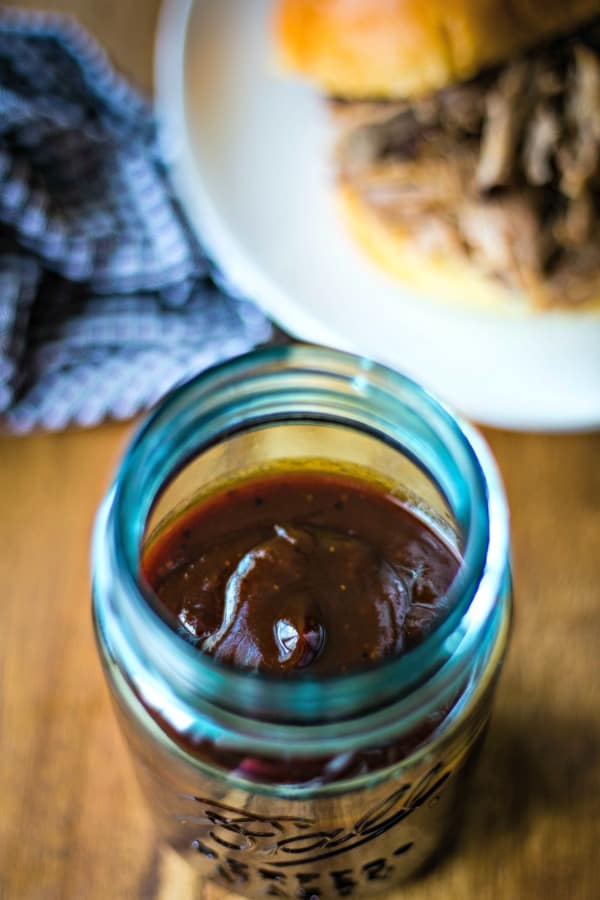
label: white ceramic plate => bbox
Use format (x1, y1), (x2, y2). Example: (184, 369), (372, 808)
(156, 0), (600, 430)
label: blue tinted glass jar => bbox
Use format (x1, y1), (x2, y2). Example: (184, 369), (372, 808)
(92, 345), (511, 899)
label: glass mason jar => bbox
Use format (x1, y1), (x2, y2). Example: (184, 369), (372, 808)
(92, 345), (511, 900)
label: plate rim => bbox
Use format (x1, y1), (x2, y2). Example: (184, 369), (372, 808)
(155, 0), (354, 351)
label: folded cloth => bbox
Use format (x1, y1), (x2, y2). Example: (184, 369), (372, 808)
(0, 11), (273, 432)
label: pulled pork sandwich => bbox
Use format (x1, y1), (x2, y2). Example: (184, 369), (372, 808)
(274, 1), (600, 308)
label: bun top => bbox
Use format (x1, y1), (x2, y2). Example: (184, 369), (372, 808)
(275, 0), (600, 98)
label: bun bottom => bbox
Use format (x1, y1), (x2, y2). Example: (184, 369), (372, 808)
(338, 186), (600, 313)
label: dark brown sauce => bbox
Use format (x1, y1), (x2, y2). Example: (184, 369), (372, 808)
(142, 471), (459, 676)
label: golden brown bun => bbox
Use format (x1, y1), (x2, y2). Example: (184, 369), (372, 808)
(338, 186), (600, 312)
(275, 0), (600, 98)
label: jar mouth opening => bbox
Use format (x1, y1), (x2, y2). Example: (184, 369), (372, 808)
(101, 344), (510, 724)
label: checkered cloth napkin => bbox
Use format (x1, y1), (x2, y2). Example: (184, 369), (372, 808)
(0, 11), (273, 432)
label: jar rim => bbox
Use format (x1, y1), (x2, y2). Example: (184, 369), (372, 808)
(94, 344), (510, 731)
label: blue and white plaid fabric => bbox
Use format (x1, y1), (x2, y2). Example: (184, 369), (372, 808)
(0, 11), (273, 432)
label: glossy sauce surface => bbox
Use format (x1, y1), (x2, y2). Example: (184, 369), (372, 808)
(142, 471), (460, 675)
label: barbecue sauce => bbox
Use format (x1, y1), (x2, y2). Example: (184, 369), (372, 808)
(142, 470), (459, 676)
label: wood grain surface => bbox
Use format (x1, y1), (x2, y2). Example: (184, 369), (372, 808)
(1, 3), (599, 899)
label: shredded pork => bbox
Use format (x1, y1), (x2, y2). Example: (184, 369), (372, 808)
(333, 21), (600, 307)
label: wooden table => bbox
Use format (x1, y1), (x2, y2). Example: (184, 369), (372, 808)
(1, 3), (599, 898)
